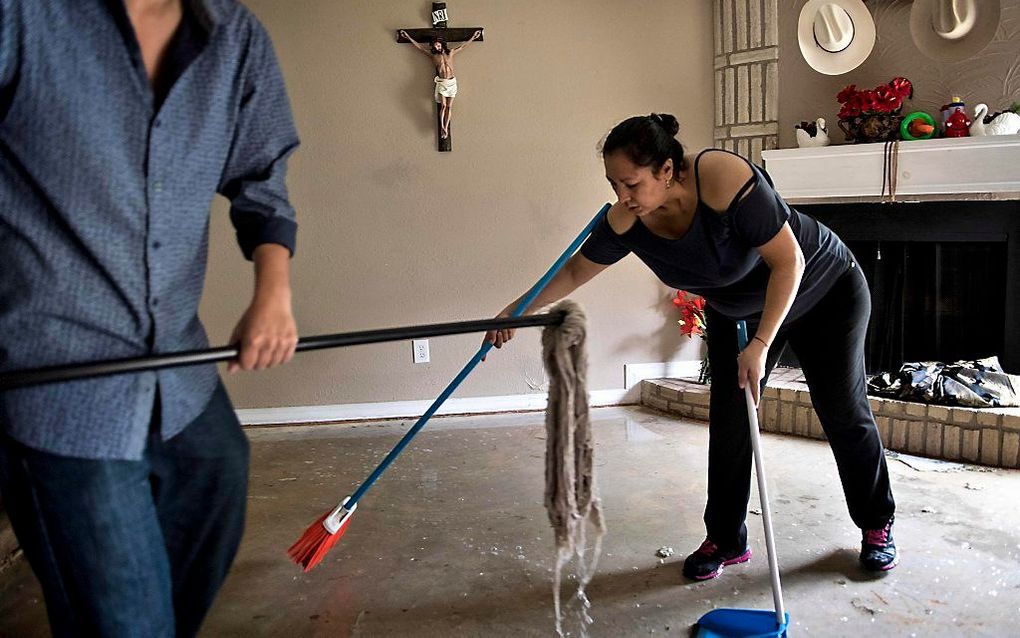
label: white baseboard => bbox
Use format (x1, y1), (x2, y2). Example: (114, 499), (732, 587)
(623, 360), (701, 389)
(236, 360), (699, 426)
(237, 388), (632, 426)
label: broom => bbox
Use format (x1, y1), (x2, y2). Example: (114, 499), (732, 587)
(287, 203), (611, 571)
(694, 320), (789, 637)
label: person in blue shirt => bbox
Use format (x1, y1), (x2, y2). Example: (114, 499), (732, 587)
(0, 1), (301, 635)
(488, 113), (898, 581)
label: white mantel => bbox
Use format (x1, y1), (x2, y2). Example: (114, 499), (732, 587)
(761, 136), (1020, 205)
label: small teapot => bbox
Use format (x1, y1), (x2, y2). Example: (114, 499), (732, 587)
(940, 97), (966, 133)
(943, 108), (971, 138)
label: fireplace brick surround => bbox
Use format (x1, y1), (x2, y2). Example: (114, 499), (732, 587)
(642, 371), (1020, 469)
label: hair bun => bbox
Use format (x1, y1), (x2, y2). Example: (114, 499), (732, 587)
(649, 113), (680, 137)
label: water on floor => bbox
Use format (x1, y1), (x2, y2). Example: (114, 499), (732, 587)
(2, 406), (1018, 636)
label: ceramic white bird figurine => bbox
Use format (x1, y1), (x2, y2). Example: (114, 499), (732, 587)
(795, 118), (830, 147)
(970, 104), (1020, 136)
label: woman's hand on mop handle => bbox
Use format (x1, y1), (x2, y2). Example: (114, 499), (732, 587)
(737, 337), (768, 407)
(481, 254), (609, 362)
(482, 306), (517, 361)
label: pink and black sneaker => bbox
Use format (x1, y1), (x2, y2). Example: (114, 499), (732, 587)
(682, 539), (752, 580)
(860, 517), (899, 571)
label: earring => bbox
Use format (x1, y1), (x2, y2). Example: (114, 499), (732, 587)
(666, 178), (673, 189)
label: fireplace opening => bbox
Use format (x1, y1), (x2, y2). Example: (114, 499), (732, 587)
(778, 200), (1020, 374)
(845, 240), (1007, 374)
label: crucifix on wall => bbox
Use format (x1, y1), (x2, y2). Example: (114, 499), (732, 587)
(397, 3), (484, 152)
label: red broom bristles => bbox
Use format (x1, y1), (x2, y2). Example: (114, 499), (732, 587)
(287, 508), (353, 572)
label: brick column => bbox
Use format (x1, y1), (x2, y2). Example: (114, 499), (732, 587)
(713, 0), (779, 164)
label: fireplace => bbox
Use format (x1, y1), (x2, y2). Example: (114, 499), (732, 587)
(762, 137), (1020, 376)
(798, 200), (1018, 374)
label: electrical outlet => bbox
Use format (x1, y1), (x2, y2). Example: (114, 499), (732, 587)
(412, 339), (430, 363)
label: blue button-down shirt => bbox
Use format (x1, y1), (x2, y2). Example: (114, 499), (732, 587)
(0, 0), (299, 459)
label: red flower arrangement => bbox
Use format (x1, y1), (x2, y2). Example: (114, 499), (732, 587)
(673, 290), (710, 383)
(837, 77), (913, 119)
(673, 290), (707, 338)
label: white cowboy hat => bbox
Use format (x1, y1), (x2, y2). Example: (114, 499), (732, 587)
(910, 0), (1001, 62)
(797, 0), (876, 76)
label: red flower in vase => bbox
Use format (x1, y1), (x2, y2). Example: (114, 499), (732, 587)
(673, 290), (707, 338)
(837, 77), (912, 119)
(836, 85), (858, 104)
(673, 291), (711, 383)
(890, 76), (913, 100)
(861, 90), (882, 113)
(874, 85), (897, 108)
(839, 100), (862, 119)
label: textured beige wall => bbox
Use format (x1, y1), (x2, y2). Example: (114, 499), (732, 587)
(777, 0), (1020, 148)
(200, 1), (716, 409)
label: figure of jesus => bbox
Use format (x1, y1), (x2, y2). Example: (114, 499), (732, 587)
(399, 29), (482, 139)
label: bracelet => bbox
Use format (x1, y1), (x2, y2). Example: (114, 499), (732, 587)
(753, 336), (770, 348)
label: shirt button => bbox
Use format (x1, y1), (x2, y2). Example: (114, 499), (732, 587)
(154, 182), (163, 192)
(152, 298), (160, 307)
(153, 119), (162, 128)
(152, 241), (162, 250)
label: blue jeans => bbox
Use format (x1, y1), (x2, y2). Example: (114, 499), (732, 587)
(0, 381), (249, 637)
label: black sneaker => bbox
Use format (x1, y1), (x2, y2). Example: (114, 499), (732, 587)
(682, 539), (752, 580)
(860, 518), (898, 571)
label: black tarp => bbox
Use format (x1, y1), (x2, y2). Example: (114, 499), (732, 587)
(867, 356), (1020, 408)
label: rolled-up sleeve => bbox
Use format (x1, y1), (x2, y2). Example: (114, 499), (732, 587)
(218, 20), (300, 260)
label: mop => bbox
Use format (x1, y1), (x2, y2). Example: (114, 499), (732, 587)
(542, 299), (604, 637)
(695, 320), (789, 637)
(287, 203), (612, 571)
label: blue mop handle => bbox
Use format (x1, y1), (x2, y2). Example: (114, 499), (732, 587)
(736, 320), (750, 351)
(346, 203), (611, 507)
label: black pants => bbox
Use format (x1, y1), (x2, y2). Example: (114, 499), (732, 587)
(704, 264), (895, 548)
(0, 382), (249, 638)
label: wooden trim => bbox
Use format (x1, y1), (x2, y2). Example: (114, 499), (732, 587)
(395, 28), (484, 43)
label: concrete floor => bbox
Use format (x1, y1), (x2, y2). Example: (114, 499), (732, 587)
(1, 406), (1019, 637)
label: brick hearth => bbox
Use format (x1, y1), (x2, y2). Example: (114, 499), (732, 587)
(641, 368), (1020, 469)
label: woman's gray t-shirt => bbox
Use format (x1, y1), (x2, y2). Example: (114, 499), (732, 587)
(580, 149), (853, 324)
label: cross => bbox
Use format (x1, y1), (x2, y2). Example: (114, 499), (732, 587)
(397, 2), (484, 152)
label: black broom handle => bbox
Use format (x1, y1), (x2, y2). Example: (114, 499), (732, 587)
(0, 311), (566, 391)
